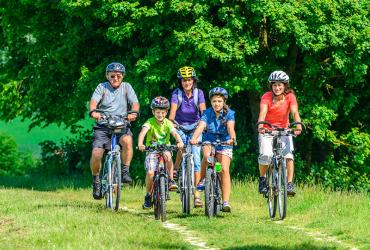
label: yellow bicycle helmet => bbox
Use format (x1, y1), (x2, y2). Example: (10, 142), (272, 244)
(177, 66), (196, 79)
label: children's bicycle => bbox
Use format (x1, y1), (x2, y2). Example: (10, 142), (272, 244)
(256, 121), (305, 220)
(142, 144), (178, 222)
(199, 140), (233, 218)
(175, 122), (197, 215)
(93, 109), (138, 211)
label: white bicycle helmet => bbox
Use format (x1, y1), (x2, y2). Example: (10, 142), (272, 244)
(268, 70), (289, 83)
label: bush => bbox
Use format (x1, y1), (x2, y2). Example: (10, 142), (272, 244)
(39, 129), (92, 175)
(0, 132), (38, 175)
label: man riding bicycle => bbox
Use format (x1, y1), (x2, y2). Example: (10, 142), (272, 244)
(89, 62), (140, 199)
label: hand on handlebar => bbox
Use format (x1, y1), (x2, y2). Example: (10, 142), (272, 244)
(189, 138), (198, 145)
(137, 144), (146, 152)
(127, 113), (138, 122)
(258, 127), (267, 134)
(176, 141), (184, 149)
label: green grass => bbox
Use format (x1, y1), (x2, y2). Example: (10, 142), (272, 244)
(0, 118), (94, 155)
(0, 177), (368, 250)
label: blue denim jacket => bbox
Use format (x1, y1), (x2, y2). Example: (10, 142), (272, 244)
(201, 107), (235, 148)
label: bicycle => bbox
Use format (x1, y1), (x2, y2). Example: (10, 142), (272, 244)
(174, 121), (197, 215)
(199, 140), (234, 218)
(256, 121), (305, 220)
(141, 144), (178, 222)
(93, 109), (138, 211)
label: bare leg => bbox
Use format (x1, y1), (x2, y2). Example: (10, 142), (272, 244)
(259, 164), (269, 177)
(164, 152), (174, 180)
(120, 135), (133, 166)
(90, 148), (104, 176)
(217, 154), (231, 202)
(146, 171), (154, 193)
(286, 159), (294, 183)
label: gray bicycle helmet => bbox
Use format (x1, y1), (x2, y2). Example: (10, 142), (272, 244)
(268, 70), (289, 83)
(106, 62), (126, 73)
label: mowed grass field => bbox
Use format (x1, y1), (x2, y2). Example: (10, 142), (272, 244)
(0, 118), (93, 155)
(0, 176), (368, 250)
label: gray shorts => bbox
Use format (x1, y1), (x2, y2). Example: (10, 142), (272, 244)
(92, 124), (132, 150)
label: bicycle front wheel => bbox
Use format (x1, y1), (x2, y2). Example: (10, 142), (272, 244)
(266, 165), (277, 219)
(277, 160), (287, 219)
(182, 157), (192, 215)
(159, 175), (167, 222)
(205, 167), (215, 218)
(111, 155), (121, 211)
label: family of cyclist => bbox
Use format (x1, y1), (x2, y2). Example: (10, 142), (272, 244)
(89, 62), (302, 212)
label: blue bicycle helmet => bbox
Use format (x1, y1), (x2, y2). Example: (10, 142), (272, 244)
(209, 87), (228, 100)
(106, 62), (126, 73)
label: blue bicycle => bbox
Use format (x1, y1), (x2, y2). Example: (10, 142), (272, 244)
(93, 109), (138, 211)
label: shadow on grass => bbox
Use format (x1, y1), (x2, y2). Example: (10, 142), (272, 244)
(0, 174), (90, 191)
(224, 243), (337, 250)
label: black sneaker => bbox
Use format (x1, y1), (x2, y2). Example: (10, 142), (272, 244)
(142, 194), (152, 209)
(121, 165), (133, 184)
(287, 182), (296, 197)
(92, 181), (102, 200)
(258, 176), (267, 194)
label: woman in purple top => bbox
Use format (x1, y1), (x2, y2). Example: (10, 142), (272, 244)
(169, 66), (206, 208)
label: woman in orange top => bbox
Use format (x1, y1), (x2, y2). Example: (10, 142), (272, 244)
(257, 71), (302, 196)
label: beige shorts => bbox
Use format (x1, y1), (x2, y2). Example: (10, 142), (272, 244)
(258, 134), (294, 165)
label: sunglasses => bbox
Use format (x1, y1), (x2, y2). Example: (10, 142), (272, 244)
(110, 74), (123, 79)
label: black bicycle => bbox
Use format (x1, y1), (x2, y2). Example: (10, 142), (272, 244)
(93, 109), (138, 211)
(199, 140), (234, 218)
(142, 144), (178, 222)
(175, 122), (197, 215)
(257, 121), (305, 220)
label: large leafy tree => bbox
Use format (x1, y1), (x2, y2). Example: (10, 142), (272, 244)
(1, 0), (369, 190)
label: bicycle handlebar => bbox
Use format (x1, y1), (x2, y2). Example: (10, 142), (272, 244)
(194, 140), (235, 147)
(92, 109), (139, 128)
(137, 144), (178, 152)
(256, 121), (306, 133)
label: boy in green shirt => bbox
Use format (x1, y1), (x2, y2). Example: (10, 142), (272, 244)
(138, 96), (184, 209)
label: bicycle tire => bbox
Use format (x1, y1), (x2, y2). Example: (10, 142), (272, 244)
(205, 167), (215, 218)
(159, 175), (167, 222)
(266, 165), (277, 218)
(277, 159), (287, 219)
(112, 153), (121, 211)
(214, 173), (221, 215)
(153, 175), (160, 220)
(181, 157), (192, 214)
(101, 155), (112, 209)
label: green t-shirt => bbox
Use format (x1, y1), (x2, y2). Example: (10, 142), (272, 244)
(143, 117), (175, 146)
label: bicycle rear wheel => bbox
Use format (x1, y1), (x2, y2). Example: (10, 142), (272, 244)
(266, 165), (277, 218)
(111, 155), (121, 211)
(277, 160), (287, 219)
(205, 167), (215, 218)
(159, 175), (167, 222)
(182, 157), (192, 214)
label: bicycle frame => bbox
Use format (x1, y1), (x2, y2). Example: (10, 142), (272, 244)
(143, 144), (177, 222)
(257, 120), (305, 220)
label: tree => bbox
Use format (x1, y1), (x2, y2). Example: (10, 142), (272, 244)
(1, 0), (369, 190)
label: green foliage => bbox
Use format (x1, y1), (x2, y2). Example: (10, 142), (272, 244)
(1, 0), (369, 191)
(38, 129), (92, 175)
(0, 132), (38, 175)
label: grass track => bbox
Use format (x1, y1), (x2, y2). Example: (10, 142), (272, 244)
(0, 176), (368, 250)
